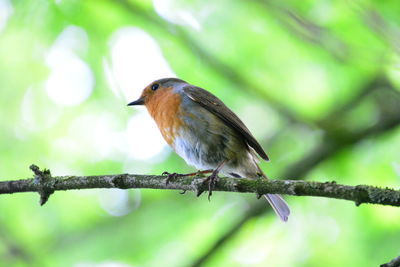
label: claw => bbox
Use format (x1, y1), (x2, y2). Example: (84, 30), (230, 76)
(199, 172), (218, 201)
(208, 174), (217, 201)
(196, 188), (204, 197)
(161, 169), (221, 198)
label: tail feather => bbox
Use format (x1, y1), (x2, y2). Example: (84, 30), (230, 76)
(245, 163), (290, 222)
(264, 194), (290, 222)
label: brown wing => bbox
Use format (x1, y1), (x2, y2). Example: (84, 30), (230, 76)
(183, 85), (269, 161)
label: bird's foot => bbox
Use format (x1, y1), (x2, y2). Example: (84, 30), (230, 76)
(162, 171), (184, 185)
(198, 171), (219, 201)
(163, 169), (215, 196)
(162, 170), (212, 186)
(196, 162), (226, 200)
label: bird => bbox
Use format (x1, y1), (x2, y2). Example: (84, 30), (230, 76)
(128, 78), (290, 222)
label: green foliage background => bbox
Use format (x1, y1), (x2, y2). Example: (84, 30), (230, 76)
(1, 0), (400, 266)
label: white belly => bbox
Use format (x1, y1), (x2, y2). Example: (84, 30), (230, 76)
(173, 134), (216, 170)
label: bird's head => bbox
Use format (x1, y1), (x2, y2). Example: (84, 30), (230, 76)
(127, 78), (187, 107)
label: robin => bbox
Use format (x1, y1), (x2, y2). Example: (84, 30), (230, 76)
(128, 78), (290, 222)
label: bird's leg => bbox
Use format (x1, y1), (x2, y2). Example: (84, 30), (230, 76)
(197, 161), (227, 200)
(185, 170), (214, 177)
(163, 169), (213, 186)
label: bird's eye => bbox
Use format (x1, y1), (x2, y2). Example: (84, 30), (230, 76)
(151, 84), (159, 91)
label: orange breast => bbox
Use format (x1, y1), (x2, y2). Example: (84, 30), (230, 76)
(145, 87), (184, 146)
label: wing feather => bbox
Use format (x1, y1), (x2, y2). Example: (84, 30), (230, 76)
(183, 85), (269, 161)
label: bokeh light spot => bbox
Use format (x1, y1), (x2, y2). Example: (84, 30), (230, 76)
(45, 26), (94, 106)
(126, 111), (167, 160)
(98, 189), (140, 217)
(0, 0), (13, 33)
(108, 27), (175, 101)
(153, 0), (203, 31)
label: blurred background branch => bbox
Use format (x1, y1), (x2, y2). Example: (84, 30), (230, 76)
(0, 229), (32, 266)
(253, 0), (350, 61)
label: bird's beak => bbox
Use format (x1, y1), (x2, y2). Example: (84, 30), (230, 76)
(127, 97), (145, 106)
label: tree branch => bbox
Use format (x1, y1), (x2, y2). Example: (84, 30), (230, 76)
(381, 255), (400, 267)
(1, 165), (399, 207)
